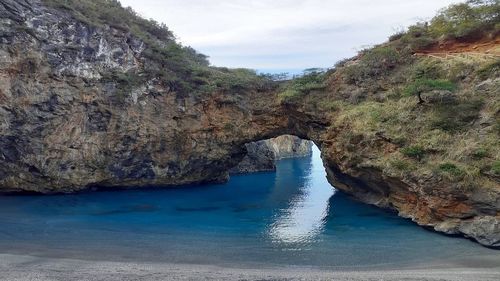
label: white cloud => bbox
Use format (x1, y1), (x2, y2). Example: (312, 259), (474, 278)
(119, 0), (462, 72)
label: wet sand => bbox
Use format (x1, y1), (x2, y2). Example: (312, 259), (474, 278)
(1, 253), (499, 281)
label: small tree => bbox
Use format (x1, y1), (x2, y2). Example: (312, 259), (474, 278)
(404, 79), (456, 104)
(278, 70), (327, 102)
(429, 0), (500, 38)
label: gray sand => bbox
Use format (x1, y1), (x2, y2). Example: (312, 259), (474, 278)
(1, 254), (500, 281)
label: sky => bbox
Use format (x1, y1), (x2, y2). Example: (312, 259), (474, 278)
(119, 0), (462, 74)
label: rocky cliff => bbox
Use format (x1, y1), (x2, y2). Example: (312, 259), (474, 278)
(229, 140), (275, 174)
(0, 0), (498, 247)
(230, 135), (312, 174)
(267, 135), (313, 160)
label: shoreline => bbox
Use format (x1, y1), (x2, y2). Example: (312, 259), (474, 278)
(1, 253), (499, 281)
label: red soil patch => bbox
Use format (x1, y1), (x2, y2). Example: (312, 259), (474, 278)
(416, 36), (500, 55)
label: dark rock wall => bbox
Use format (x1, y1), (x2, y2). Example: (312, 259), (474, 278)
(230, 135), (313, 174)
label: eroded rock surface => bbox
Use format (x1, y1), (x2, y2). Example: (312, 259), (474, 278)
(230, 135), (313, 174)
(267, 135), (313, 160)
(229, 140), (276, 174)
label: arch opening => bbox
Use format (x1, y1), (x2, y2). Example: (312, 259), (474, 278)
(230, 135), (315, 175)
(229, 135), (336, 245)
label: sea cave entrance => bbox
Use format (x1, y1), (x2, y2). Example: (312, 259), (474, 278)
(230, 135), (336, 244)
(0, 135), (492, 267)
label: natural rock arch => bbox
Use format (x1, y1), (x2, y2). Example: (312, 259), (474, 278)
(0, 0), (498, 248)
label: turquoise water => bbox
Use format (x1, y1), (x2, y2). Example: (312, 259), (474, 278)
(0, 147), (496, 269)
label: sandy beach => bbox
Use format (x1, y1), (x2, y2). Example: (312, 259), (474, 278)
(1, 253), (499, 281)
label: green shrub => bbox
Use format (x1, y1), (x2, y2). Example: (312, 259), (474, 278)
(362, 47), (410, 74)
(447, 61), (476, 82)
(390, 159), (411, 171)
(341, 46), (411, 85)
(362, 47), (403, 69)
(399, 23), (436, 51)
(100, 70), (145, 103)
(341, 64), (364, 85)
(334, 58), (352, 68)
(43, 0), (175, 41)
(401, 146), (426, 160)
(389, 31), (405, 42)
(43, 0), (274, 96)
(390, 1), (499, 51)
(392, 136), (407, 146)
(491, 161), (500, 176)
(404, 79), (456, 103)
(476, 61), (500, 80)
(210, 68), (269, 92)
(318, 100), (342, 111)
(405, 79), (456, 95)
(439, 163), (464, 177)
(278, 89), (301, 101)
(410, 60), (444, 80)
(431, 99), (483, 132)
(472, 148), (489, 159)
(279, 70), (326, 102)
(429, 0), (500, 39)
(223, 123), (235, 131)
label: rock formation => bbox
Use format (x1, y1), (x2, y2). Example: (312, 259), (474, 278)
(0, 0), (498, 247)
(267, 135), (313, 160)
(229, 140), (276, 174)
(230, 135), (313, 174)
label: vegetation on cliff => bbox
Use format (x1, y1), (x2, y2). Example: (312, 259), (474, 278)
(1, 0), (498, 246)
(42, 0), (498, 191)
(42, 0), (275, 97)
(392, 0), (499, 50)
(278, 69), (327, 102)
(286, 0), (499, 191)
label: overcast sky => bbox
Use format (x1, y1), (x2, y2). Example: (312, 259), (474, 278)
(119, 0), (462, 73)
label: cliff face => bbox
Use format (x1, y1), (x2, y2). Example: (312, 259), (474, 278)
(0, 0), (498, 248)
(230, 135), (312, 174)
(0, 0), (317, 192)
(229, 140), (275, 174)
(266, 135), (313, 160)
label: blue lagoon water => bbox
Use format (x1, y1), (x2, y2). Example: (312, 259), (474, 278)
(0, 147), (497, 269)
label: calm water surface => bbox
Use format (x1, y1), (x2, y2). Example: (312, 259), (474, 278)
(0, 147), (497, 269)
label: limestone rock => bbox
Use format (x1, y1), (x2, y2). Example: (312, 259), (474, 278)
(229, 141), (276, 174)
(230, 135), (312, 174)
(266, 135), (313, 160)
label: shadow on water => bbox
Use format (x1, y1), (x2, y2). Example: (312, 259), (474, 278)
(93, 204), (161, 216)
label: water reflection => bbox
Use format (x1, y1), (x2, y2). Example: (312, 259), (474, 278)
(0, 144), (496, 267)
(267, 146), (335, 245)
